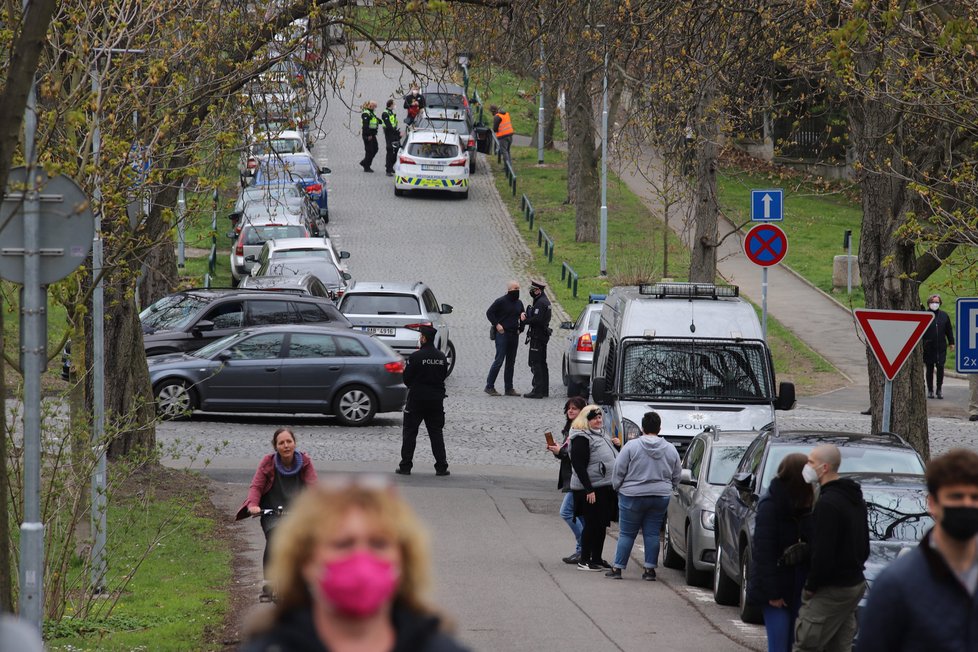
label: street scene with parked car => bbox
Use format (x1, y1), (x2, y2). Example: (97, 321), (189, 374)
(3, 3), (978, 652)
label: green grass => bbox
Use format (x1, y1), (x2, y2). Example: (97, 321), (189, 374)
(469, 67), (566, 141)
(46, 469), (231, 651)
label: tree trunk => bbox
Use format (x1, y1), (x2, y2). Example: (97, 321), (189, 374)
(0, 294), (10, 612)
(567, 65), (599, 240)
(139, 240), (179, 309)
(543, 81), (559, 149)
(688, 81), (720, 283)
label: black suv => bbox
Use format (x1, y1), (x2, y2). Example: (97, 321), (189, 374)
(139, 288), (351, 356)
(712, 429), (925, 624)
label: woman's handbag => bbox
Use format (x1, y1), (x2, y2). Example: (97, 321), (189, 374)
(777, 541), (809, 567)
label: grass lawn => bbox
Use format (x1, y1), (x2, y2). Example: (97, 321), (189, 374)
(45, 466), (231, 651)
(490, 146), (842, 396)
(469, 67), (566, 141)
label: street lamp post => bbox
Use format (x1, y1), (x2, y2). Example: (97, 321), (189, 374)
(537, 19), (545, 165)
(599, 51), (609, 277)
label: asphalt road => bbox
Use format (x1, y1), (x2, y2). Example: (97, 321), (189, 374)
(159, 46), (978, 651)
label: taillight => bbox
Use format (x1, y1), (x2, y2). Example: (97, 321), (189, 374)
(235, 242), (244, 256)
(247, 158), (257, 170)
(449, 158), (467, 167)
(384, 360), (405, 374)
(399, 155), (416, 165)
(576, 333), (594, 352)
(305, 183), (322, 194)
(405, 322), (432, 330)
(467, 137), (475, 149)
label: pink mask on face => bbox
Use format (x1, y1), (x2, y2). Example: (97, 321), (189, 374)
(317, 551), (398, 618)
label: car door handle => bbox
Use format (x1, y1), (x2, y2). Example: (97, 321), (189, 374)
(265, 367), (278, 372)
(329, 366), (341, 371)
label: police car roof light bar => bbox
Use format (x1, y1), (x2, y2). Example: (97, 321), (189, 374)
(588, 293), (607, 303)
(637, 283), (739, 299)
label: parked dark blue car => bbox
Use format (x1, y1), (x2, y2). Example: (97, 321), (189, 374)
(252, 153), (330, 220)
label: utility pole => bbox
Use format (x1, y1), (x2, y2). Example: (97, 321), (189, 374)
(599, 51), (609, 277)
(537, 14), (545, 165)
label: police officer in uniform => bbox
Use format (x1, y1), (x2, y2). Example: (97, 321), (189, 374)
(396, 325), (451, 476)
(521, 279), (552, 398)
(359, 101), (380, 172)
(381, 99), (401, 177)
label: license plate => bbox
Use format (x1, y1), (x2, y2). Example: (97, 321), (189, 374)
(421, 165), (443, 172)
(364, 327), (395, 336)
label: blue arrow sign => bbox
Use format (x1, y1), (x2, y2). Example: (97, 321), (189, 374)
(956, 298), (978, 373)
(751, 189), (783, 222)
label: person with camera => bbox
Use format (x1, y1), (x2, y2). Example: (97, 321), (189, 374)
(569, 406), (619, 571)
(746, 453), (814, 652)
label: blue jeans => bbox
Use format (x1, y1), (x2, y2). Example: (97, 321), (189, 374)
(762, 604), (794, 652)
(485, 331), (518, 391)
(613, 494), (669, 569)
(559, 492), (582, 553)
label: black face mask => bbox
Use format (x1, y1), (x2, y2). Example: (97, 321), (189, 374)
(941, 506), (978, 541)
(507, 289), (520, 300)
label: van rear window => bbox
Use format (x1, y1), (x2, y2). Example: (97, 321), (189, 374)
(620, 340), (772, 401)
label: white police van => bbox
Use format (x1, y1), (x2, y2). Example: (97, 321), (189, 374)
(590, 283), (795, 455)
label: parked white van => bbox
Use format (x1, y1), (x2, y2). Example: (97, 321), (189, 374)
(590, 283), (795, 455)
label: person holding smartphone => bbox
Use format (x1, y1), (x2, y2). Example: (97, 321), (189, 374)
(568, 406), (620, 571)
(546, 396), (588, 564)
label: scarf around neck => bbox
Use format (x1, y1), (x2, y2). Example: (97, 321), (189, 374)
(274, 451), (303, 477)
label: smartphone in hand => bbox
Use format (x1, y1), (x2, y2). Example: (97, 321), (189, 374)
(544, 431), (556, 447)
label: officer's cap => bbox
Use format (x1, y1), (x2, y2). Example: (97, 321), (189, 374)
(530, 279), (547, 291)
(412, 325), (438, 341)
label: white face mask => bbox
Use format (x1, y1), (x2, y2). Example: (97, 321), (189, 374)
(802, 464), (820, 485)
(928, 302), (940, 311)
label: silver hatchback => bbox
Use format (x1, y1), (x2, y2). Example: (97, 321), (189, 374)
(662, 428), (755, 587)
(558, 294), (605, 398)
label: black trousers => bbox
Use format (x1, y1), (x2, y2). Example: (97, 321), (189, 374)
(384, 139), (398, 173)
(528, 338), (549, 396)
(399, 398), (447, 472)
(361, 135), (378, 169)
(260, 513), (279, 573)
(926, 361), (946, 393)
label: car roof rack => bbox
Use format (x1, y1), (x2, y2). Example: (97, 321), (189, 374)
(637, 282), (739, 299)
(873, 431), (910, 446)
(703, 425), (721, 441)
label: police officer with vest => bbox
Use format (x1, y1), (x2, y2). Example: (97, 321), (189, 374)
(359, 100), (380, 173)
(381, 99), (401, 177)
(490, 104), (513, 166)
(396, 325), (451, 477)
(521, 279), (552, 398)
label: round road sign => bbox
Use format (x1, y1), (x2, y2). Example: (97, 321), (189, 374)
(744, 223), (788, 267)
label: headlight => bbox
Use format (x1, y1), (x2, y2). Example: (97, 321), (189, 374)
(622, 418), (641, 441)
(700, 510), (716, 530)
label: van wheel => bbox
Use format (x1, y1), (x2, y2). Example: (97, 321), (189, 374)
(333, 385), (377, 426)
(662, 515), (684, 569)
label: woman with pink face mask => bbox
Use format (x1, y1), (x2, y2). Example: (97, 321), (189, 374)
(239, 479), (468, 652)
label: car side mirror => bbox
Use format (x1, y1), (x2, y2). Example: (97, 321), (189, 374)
(732, 472), (755, 494)
(679, 468), (696, 486)
(228, 212), (242, 224)
(775, 381), (796, 410)
(342, 272), (352, 280)
(560, 321), (574, 329)
(441, 303), (453, 315)
(216, 350), (232, 362)
(193, 320), (215, 335)
(245, 255), (258, 262)
(320, 166), (331, 174)
(591, 377), (607, 404)
(339, 251), (351, 260)
(226, 231), (238, 240)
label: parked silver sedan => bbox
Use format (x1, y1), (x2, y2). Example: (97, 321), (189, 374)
(148, 324), (407, 426)
(662, 428), (755, 587)
(558, 294), (605, 398)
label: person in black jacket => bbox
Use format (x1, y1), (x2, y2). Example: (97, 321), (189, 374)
(922, 293), (954, 399)
(746, 453), (814, 652)
(396, 326), (450, 476)
(484, 281), (524, 396)
(855, 448), (978, 652)
(521, 279), (552, 398)
(360, 101), (380, 172)
(546, 396), (588, 564)
(793, 444), (869, 652)
(381, 99), (402, 177)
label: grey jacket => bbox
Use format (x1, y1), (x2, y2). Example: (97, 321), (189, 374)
(611, 435), (681, 497)
(569, 428), (618, 491)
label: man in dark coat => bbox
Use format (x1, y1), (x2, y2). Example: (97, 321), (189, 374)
(397, 325), (450, 476)
(485, 280), (524, 396)
(793, 444), (869, 652)
(521, 279), (552, 398)
(922, 293), (954, 399)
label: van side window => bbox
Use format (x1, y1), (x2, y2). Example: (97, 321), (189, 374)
(604, 338), (617, 386)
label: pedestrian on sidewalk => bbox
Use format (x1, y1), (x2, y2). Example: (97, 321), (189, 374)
(792, 445), (869, 652)
(605, 411), (681, 582)
(490, 105), (513, 166)
(235, 428), (318, 575)
(484, 281), (524, 396)
(546, 396), (588, 564)
(855, 448), (978, 652)
(381, 99), (401, 177)
(239, 479), (469, 652)
(521, 279), (552, 398)
(746, 453), (814, 652)
(569, 406), (619, 571)
(360, 100), (380, 172)
(403, 85), (425, 125)
(923, 294), (954, 399)
(396, 325), (450, 477)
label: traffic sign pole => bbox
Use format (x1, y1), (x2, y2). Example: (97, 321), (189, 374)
(882, 378), (893, 432)
(762, 267), (768, 339)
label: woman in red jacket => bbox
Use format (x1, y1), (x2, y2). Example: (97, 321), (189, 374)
(236, 427), (318, 575)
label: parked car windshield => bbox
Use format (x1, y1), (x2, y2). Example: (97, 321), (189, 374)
(760, 444), (925, 491)
(620, 339), (773, 401)
(407, 142), (459, 159)
(424, 93), (465, 111)
(414, 117), (469, 134)
(861, 485), (932, 542)
(258, 159), (317, 181)
(252, 138), (304, 156)
(244, 225), (306, 245)
(140, 294), (210, 331)
(267, 260), (342, 284)
(270, 249), (329, 260)
(341, 294), (421, 315)
(707, 444), (749, 485)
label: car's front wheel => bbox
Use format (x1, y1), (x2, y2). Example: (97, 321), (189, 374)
(712, 535), (739, 606)
(685, 525), (712, 587)
(662, 515), (684, 569)
(333, 385), (377, 426)
(445, 340), (456, 376)
(739, 547), (764, 624)
(155, 379), (196, 420)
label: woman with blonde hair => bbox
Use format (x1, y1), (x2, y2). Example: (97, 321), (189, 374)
(240, 478), (468, 652)
(568, 405), (619, 571)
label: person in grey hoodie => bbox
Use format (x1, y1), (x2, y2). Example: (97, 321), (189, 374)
(606, 411), (681, 581)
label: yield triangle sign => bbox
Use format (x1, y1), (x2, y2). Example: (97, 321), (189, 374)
(854, 309), (934, 380)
